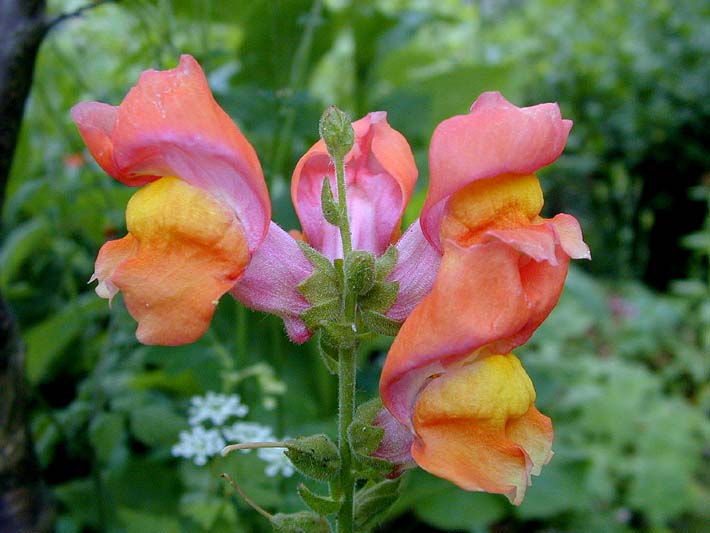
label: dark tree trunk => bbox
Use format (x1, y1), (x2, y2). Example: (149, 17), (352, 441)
(0, 1), (53, 532)
(0, 0), (48, 201)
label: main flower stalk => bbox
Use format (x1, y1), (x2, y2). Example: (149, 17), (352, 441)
(328, 108), (357, 533)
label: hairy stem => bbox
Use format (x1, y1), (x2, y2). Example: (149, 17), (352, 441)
(333, 142), (356, 533)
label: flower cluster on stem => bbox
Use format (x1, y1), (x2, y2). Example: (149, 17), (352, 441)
(73, 55), (590, 533)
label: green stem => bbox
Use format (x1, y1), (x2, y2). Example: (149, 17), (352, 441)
(333, 136), (357, 533)
(336, 340), (356, 532)
(335, 154), (352, 255)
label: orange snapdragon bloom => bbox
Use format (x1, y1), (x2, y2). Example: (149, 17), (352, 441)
(72, 56), (270, 345)
(379, 93), (590, 504)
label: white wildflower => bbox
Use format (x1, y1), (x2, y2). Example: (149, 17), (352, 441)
(171, 426), (226, 466)
(222, 422), (274, 452)
(188, 391), (249, 426)
(257, 443), (295, 478)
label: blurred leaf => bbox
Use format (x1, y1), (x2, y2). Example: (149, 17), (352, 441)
(0, 218), (51, 290)
(53, 478), (100, 530)
(25, 293), (108, 384)
(516, 457), (589, 519)
(117, 508), (181, 533)
(129, 404), (185, 447)
(89, 411), (126, 465)
(410, 471), (506, 531)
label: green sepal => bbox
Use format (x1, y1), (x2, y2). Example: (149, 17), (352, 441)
(300, 299), (341, 332)
(348, 398), (394, 479)
(320, 321), (356, 350)
(318, 333), (339, 374)
(359, 310), (401, 337)
(349, 398), (385, 455)
(320, 177), (342, 226)
(359, 280), (399, 314)
(375, 245), (398, 281)
(354, 479), (402, 531)
(297, 241), (340, 305)
(345, 250), (376, 295)
(284, 434), (341, 482)
(271, 511), (332, 533)
(298, 240), (335, 273)
(297, 483), (342, 515)
(298, 270), (340, 302)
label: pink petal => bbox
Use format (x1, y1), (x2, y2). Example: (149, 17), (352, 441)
(291, 112), (417, 259)
(372, 407), (416, 477)
(385, 219), (442, 321)
(549, 213), (591, 259)
(231, 222), (314, 343)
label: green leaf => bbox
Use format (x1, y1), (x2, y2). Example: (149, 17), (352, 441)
(0, 217), (51, 290)
(25, 293), (108, 384)
(53, 478), (100, 529)
(271, 511), (332, 533)
(89, 412), (125, 464)
(129, 404), (185, 447)
(359, 310), (401, 337)
(354, 478), (402, 531)
(318, 333), (339, 374)
(117, 508), (181, 533)
(415, 481), (506, 531)
(320, 177), (341, 226)
(284, 434), (341, 482)
(297, 483), (342, 515)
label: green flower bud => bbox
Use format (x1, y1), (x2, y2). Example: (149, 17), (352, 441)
(319, 105), (355, 160)
(284, 434), (341, 481)
(345, 250), (376, 295)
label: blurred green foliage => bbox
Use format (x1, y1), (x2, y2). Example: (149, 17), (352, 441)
(2, 0), (708, 531)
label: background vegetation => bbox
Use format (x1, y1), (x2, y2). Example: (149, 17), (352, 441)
(2, 0), (708, 531)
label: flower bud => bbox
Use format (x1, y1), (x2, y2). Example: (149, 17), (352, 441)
(284, 434), (341, 481)
(345, 250), (376, 295)
(319, 105), (355, 160)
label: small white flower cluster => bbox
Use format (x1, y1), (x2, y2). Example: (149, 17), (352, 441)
(171, 392), (294, 477)
(257, 444), (295, 478)
(171, 426), (225, 466)
(188, 391), (249, 426)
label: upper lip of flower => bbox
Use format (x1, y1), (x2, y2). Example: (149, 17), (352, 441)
(421, 91), (573, 252)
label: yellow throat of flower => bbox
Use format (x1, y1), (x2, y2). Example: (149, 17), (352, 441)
(441, 173), (544, 246)
(414, 353), (536, 425)
(126, 176), (245, 252)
